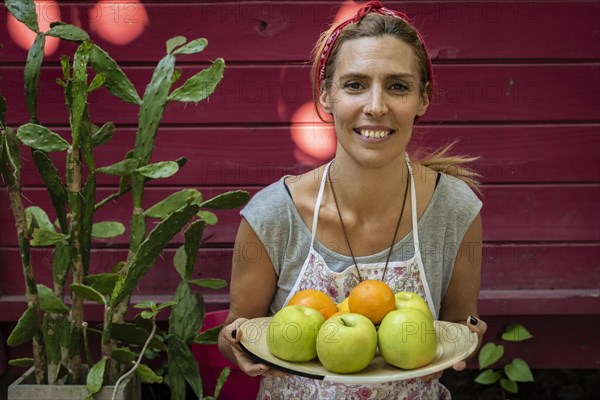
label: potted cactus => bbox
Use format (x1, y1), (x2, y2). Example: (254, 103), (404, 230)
(1, 0), (246, 399)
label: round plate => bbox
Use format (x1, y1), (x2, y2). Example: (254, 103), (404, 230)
(238, 317), (478, 384)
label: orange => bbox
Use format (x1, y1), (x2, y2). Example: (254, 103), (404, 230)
(288, 289), (338, 319)
(348, 280), (396, 324)
(337, 297), (350, 313)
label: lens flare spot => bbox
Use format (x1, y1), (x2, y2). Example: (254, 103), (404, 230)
(291, 102), (336, 165)
(7, 0), (61, 56)
(89, 0), (149, 46)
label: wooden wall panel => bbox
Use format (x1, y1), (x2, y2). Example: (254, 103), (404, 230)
(1, 185), (599, 245)
(11, 124), (600, 187)
(3, 64), (600, 125)
(1, 2), (599, 62)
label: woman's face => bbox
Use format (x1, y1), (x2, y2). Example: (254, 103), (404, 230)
(320, 35), (429, 168)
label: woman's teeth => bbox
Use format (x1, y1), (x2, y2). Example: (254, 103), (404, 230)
(359, 130), (391, 138)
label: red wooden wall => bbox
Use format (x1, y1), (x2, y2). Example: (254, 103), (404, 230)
(1, 0), (599, 372)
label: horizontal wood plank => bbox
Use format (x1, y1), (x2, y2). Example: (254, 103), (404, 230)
(3, 64), (599, 125)
(1, 2), (598, 62)
(10, 124), (600, 187)
(1, 185), (599, 245)
(1, 244), (598, 296)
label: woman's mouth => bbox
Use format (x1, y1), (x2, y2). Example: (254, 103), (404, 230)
(354, 129), (394, 139)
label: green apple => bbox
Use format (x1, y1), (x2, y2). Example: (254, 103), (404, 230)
(378, 308), (437, 370)
(267, 305), (325, 362)
(316, 313), (378, 373)
(395, 291), (433, 320)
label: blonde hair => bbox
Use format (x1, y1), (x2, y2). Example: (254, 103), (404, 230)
(310, 12), (481, 192)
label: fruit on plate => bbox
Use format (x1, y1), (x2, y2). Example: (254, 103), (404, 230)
(394, 291), (433, 319)
(377, 308), (437, 369)
(316, 313), (378, 373)
(267, 305), (325, 362)
(348, 280), (396, 325)
(288, 289), (338, 319)
(337, 297), (350, 313)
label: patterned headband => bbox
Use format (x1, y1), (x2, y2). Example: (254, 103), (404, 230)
(317, 1), (434, 99)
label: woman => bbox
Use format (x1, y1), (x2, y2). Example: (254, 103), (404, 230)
(218, 2), (487, 398)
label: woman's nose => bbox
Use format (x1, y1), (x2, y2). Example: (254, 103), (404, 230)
(363, 87), (388, 118)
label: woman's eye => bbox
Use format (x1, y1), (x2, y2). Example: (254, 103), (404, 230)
(344, 82), (363, 90)
(390, 83), (409, 92)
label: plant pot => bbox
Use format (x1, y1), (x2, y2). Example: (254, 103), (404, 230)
(7, 366), (141, 400)
(192, 310), (261, 400)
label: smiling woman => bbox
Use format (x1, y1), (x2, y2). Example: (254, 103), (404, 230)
(218, 1), (486, 399)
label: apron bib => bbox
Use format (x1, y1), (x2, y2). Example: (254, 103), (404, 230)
(258, 154), (450, 400)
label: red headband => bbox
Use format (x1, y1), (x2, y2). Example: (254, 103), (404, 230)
(317, 1), (434, 100)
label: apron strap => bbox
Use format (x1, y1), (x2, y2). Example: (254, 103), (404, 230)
(405, 153), (421, 258)
(310, 161), (334, 248)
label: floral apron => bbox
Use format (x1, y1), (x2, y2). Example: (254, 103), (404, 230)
(258, 154), (451, 400)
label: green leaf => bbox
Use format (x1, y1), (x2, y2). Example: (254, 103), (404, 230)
(171, 68), (182, 84)
(504, 358), (534, 382)
(169, 282), (204, 342)
(500, 378), (519, 393)
(141, 310), (155, 319)
(213, 367), (231, 400)
(474, 369), (502, 385)
(192, 325), (222, 345)
(168, 58), (225, 103)
(31, 150), (68, 230)
(197, 210), (218, 225)
(17, 123), (70, 152)
(502, 323), (533, 342)
(88, 73), (106, 93)
(200, 190), (250, 210)
(96, 158), (139, 176)
(7, 306), (38, 347)
(478, 342), (504, 369)
(70, 283), (106, 305)
(167, 356), (186, 400)
(46, 23), (89, 42)
(52, 242), (70, 287)
(30, 228), (68, 246)
(37, 284), (69, 313)
(8, 358), (35, 368)
(136, 161), (179, 179)
(110, 323), (168, 352)
(134, 300), (156, 310)
(157, 300), (178, 311)
(24, 32), (45, 121)
(5, 0), (39, 32)
(111, 347), (136, 364)
(173, 245), (187, 280)
(169, 336), (203, 398)
(166, 36), (187, 54)
(90, 44), (141, 105)
(91, 122), (115, 147)
(144, 189), (202, 219)
(91, 221), (125, 238)
(85, 273), (118, 294)
(189, 278), (227, 290)
(86, 357), (107, 395)
(182, 220), (205, 279)
(111, 202), (200, 306)
(173, 38), (208, 55)
(25, 206), (55, 232)
(42, 313), (63, 372)
(136, 364), (163, 384)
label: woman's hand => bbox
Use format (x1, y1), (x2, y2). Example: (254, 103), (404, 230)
(221, 318), (287, 378)
(421, 315), (488, 382)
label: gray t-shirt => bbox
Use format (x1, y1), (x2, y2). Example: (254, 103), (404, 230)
(240, 172), (482, 317)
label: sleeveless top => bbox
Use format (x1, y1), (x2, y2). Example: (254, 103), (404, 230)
(240, 162), (482, 318)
